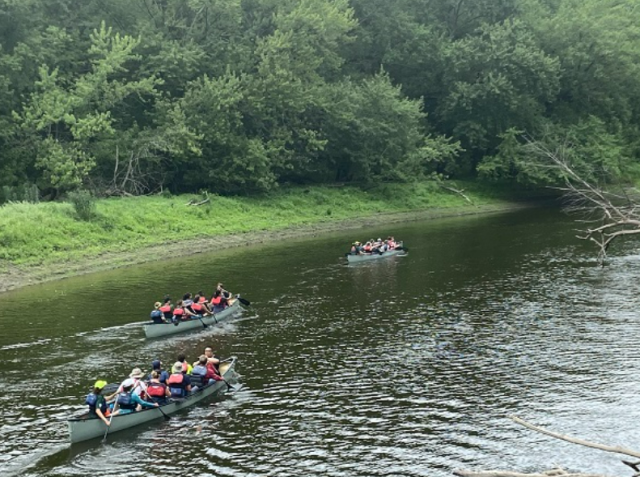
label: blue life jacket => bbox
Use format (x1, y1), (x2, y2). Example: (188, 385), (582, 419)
(150, 310), (163, 323)
(192, 365), (207, 377)
(85, 392), (107, 414)
(117, 392), (136, 410)
(85, 393), (97, 407)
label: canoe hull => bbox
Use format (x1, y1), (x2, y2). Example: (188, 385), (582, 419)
(68, 359), (237, 443)
(143, 299), (241, 339)
(346, 248), (407, 263)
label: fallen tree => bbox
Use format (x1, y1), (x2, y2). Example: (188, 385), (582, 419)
(453, 416), (640, 477)
(524, 138), (640, 265)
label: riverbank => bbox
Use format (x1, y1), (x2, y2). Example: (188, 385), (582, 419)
(0, 181), (552, 293)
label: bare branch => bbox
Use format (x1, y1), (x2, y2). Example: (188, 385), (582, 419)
(510, 416), (640, 459)
(522, 137), (640, 264)
(454, 470), (612, 477)
(439, 183), (475, 205)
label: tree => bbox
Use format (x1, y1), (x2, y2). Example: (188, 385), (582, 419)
(506, 132), (640, 264)
(454, 416), (640, 477)
(479, 117), (632, 186)
(319, 72), (459, 183)
(437, 19), (560, 171)
(15, 22), (161, 194)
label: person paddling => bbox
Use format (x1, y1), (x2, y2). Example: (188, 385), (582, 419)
(172, 300), (186, 322)
(177, 353), (193, 374)
(191, 295), (207, 317)
(148, 359), (169, 384)
(203, 346), (222, 376)
(106, 368), (148, 402)
(217, 283), (233, 300)
(86, 380), (110, 426)
(210, 290), (228, 312)
(112, 381), (159, 415)
(159, 297), (173, 322)
(146, 371), (170, 404)
(197, 291), (213, 314)
(167, 362), (192, 398)
(150, 302), (164, 324)
(191, 355), (216, 390)
(183, 293), (196, 314)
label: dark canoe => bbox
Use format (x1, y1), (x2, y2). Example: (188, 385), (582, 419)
(143, 298), (242, 339)
(67, 357), (237, 443)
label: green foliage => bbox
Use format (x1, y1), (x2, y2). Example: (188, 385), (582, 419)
(67, 190), (97, 221)
(0, 0), (639, 197)
(0, 183), (39, 204)
(438, 19), (560, 162)
(479, 117), (633, 185)
(321, 72), (460, 183)
(14, 22), (161, 193)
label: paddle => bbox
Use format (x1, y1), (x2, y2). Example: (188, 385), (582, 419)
(102, 401), (118, 443)
(219, 378), (239, 392)
(215, 357), (239, 391)
(223, 380), (242, 392)
(195, 315), (209, 329)
(236, 296), (250, 307)
(156, 404), (171, 420)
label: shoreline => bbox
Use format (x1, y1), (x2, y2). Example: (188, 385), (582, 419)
(0, 202), (531, 294)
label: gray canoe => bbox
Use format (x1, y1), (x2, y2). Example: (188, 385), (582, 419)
(68, 358), (237, 443)
(346, 243), (407, 263)
(143, 298), (242, 339)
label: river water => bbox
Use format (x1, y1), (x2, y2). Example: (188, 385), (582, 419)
(1, 206), (639, 476)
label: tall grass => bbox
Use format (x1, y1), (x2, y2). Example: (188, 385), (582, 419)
(0, 181), (527, 266)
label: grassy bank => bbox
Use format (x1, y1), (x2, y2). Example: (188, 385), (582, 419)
(0, 181), (548, 290)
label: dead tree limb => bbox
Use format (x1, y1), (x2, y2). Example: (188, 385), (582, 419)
(454, 470), (611, 477)
(509, 416), (640, 459)
(523, 138), (640, 264)
(186, 197), (210, 206)
(440, 183), (474, 205)
(453, 416), (640, 477)
(186, 192), (210, 206)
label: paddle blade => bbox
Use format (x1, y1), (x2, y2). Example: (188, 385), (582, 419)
(225, 382), (243, 393)
(237, 296), (251, 306)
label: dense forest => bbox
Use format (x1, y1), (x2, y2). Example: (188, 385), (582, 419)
(0, 0), (639, 201)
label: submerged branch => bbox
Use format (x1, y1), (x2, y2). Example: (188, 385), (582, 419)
(509, 416), (640, 459)
(454, 470), (612, 477)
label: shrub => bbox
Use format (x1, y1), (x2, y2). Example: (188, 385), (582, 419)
(68, 190), (96, 221)
(1, 183), (39, 204)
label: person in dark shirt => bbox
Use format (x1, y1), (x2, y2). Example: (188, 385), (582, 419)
(148, 359), (169, 384)
(86, 380), (110, 426)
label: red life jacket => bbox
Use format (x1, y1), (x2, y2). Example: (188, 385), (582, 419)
(159, 305), (171, 313)
(211, 297), (222, 305)
(147, 382), (166, 397)
(173, 308), (184, 316)
(198, 296), (207, 304)
(192, 303), (203, 313)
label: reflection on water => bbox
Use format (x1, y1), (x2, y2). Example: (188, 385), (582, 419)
(1, 207), (640, 476)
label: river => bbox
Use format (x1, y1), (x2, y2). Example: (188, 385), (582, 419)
(1, 206), (639, 476)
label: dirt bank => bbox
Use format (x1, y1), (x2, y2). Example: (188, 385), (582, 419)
(0, 203), (528, 294)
